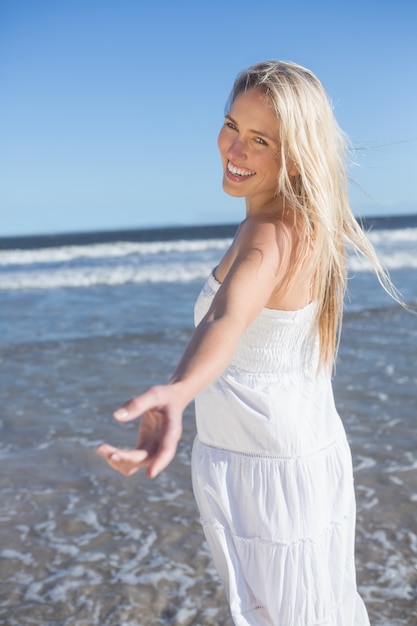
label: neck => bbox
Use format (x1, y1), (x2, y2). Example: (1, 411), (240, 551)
(245, 194), (286, 218)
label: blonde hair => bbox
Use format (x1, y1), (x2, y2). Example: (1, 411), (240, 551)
(228, 60), (399, 368)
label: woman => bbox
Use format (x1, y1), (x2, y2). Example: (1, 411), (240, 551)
(97, 61), (391, 624)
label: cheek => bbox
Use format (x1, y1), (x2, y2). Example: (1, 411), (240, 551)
(217, 128), (228, 155)
(268, 154), (283, 179)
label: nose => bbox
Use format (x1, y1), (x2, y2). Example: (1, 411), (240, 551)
(226, 138), (248, 162)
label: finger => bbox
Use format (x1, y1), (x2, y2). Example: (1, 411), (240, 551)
(96, 443), (120, 459)
(96, 444), (149, 476)
(147, 419), (182, 478)
(108, 451), (148, 476)
(113, 387), (163, 423)
(147, 444), (177, 479)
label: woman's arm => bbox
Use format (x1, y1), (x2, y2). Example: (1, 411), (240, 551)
(170, 219), (289, 400)
(97, 217), (291, 478)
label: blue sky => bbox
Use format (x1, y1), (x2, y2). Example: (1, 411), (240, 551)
(1, 0), (416, 236)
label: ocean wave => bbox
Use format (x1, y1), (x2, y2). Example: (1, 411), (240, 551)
(0, 228), (416, 290)
(1, 227), (416, 267)
(1, 251), (416, 290)
(0, 263), (214, 290)
(0, 238), (232, 266)
(366, 227), (417, 243)
(348, 251), (417, 271)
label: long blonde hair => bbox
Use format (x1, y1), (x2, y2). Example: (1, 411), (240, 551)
(228, 60), (399, 368)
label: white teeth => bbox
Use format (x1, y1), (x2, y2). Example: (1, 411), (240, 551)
(227, 161), (255, 177)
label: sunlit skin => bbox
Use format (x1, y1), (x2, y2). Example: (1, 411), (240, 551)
(217, 87), (285, 217)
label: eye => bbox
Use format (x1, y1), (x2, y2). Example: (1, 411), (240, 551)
(225, 121), (237, 131)
(255, 137), (268, 146)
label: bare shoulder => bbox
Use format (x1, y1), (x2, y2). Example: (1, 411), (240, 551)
(235, 214), (294, 260)
(214, 214), (299, 286)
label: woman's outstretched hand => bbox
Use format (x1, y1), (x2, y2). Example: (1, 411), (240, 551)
(96, 385), (184, 479)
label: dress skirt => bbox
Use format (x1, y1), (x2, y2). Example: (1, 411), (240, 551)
(192, 435), (369, 626)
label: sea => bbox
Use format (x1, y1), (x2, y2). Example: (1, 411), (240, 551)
(0, 214), (416, 626)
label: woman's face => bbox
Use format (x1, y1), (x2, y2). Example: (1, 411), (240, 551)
(217, 87), (283, 213)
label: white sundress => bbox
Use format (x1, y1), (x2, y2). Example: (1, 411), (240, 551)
(191, 271), (370, 626)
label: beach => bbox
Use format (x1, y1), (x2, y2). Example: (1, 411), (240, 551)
(1, 218), (416, 625)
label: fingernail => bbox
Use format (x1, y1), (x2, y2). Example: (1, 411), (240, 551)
(114, 408), (129, 420)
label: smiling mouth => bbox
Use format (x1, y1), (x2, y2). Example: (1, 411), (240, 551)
(227, 161), (255, 177)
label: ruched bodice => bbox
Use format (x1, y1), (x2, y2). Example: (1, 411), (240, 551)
(194, 272), (319, 377)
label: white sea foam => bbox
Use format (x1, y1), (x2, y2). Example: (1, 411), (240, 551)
(0, 238), (232, 266)
(0, 262), (215, 289)
(366, 227), (417, 243)
(1, 549), (33, 565)
(349, 250), (417, 271)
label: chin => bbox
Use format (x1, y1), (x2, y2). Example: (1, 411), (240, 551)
(222, 180), (246, 198)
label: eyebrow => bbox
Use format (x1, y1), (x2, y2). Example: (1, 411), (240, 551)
(225, 113), (276, 143)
